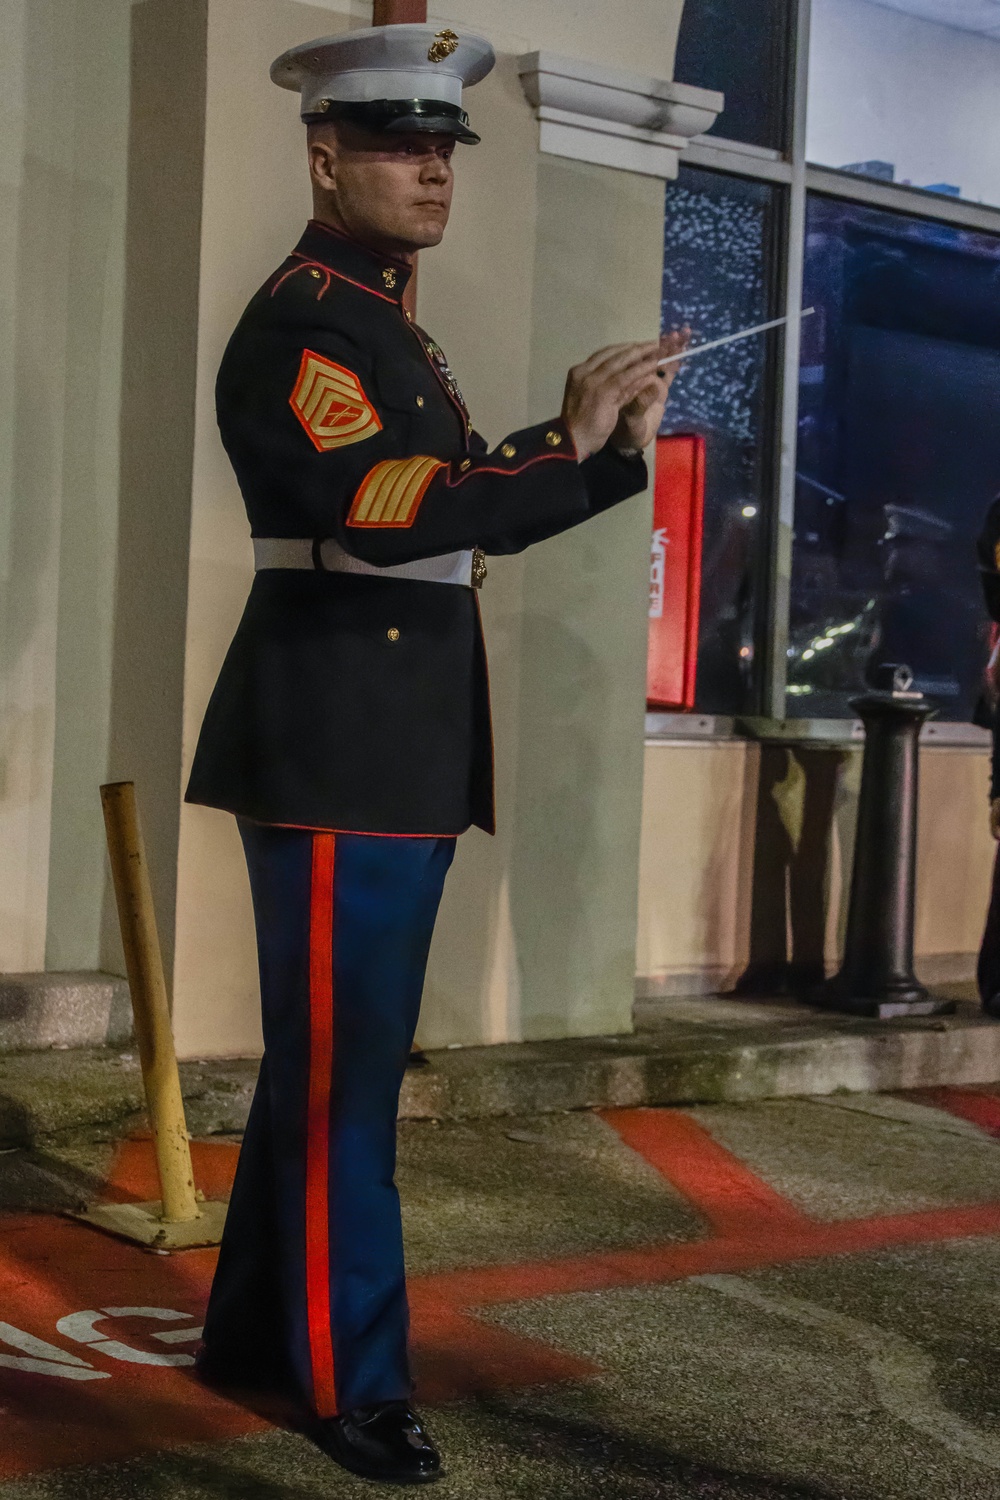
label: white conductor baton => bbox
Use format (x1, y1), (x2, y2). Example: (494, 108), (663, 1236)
(658, 307), (815, 367)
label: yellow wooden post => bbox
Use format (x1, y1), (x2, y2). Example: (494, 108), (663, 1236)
(100, 781), (199, 1224)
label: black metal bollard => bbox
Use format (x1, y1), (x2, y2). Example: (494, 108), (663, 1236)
(815, 688), (954, 1019)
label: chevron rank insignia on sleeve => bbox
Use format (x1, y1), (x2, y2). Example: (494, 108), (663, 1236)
(347, 455), (446, 527)
(289, 349), (383, 451)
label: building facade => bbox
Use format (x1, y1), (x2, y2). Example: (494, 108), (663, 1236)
(1, 0), (995, 1057)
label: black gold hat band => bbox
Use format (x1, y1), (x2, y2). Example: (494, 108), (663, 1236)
(303, 97), (480, 143)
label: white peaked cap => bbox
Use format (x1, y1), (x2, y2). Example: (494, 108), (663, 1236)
(271, 24), (495, 120)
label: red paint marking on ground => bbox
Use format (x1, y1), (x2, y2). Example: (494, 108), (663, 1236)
(410, 1201), (1000, 1311)
(914, 1087), (1000, 1137)
(0, 1215), (258, 1479)
(100, 1137), (242, 1205)
(601, 1107), (811, 1235)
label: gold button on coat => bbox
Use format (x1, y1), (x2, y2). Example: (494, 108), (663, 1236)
(386, 627), (400, 643)
(545, 429), (563, 447)
(501, 443), (516, 458)
(459, 458), (471, 471)
(415, 395), (424, 408)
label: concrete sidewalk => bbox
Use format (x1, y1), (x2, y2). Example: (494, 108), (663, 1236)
(0, 986), (998, 1145)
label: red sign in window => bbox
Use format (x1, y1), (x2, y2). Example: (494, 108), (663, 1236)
(647, 433), (705, 710)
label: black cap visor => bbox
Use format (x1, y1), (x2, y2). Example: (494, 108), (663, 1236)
(304, 97), (480, 144)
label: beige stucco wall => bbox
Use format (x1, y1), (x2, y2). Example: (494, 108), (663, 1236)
(636, 741), (996, 996)
(428, 2), (682, 80)
(0, 0), (133, 973)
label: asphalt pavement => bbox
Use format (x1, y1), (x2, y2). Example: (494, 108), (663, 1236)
(1, 1087), (1000, 1497)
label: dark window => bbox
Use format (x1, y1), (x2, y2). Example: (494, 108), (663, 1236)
(660, 167), (783, 715)
(673, 0), (793, 151)
(788, 194), (1000, 719)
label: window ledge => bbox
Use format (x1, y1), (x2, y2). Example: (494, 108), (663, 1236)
(518, 50), (723, 180)
(645, 712), (737, 742)
(645, 713), (990, 750)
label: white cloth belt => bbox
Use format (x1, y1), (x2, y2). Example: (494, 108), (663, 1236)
(253, 536), (473, 587)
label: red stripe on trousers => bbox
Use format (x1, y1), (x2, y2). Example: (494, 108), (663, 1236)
(306, 833), (338, 1417)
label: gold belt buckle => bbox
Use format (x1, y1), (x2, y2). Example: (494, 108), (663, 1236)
(471, 547), (487, 589)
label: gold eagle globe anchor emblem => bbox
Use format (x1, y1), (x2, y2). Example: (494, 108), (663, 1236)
(427, 28), (459, 63)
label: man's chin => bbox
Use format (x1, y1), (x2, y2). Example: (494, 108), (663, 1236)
(409, 221), (447, 249)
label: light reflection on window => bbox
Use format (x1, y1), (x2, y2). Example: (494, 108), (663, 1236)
(788, 194), (1000, 719)
(660, 167), (781, 715)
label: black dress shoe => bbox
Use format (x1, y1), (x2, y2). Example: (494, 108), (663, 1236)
(308, 1400), (441, 1485)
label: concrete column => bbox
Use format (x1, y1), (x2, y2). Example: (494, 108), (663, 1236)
(100, 0), (209, 986)
(509, 156), (663, 1039)
(417, 22), (668, 1045)
(0, 0), (133, 974)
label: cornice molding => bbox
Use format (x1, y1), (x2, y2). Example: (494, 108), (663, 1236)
(518, 50), (723, 180)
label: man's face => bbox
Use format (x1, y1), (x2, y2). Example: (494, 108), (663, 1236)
(308, 123), (455, 256)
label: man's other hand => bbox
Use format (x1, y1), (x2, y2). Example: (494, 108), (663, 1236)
(990, 797), (1000, 840)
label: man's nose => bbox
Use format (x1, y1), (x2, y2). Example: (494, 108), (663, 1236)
(422, 154), (450, 182)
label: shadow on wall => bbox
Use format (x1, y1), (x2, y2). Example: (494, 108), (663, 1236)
(734, 743), (854, 998)
(691, 744), (760, 992)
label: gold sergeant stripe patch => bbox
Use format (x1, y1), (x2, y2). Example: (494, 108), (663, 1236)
(290, 350), (382, 452)
(347, 455), (446, 528)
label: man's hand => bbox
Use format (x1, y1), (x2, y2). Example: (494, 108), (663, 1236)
(610, 327), (691, 454)
(561, 341), (662, 462)
(991, 797), (1000, 840)
(561, 331), (691, 461)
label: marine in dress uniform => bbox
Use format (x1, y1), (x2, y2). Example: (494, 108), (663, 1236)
(188, 23), (674, 1484)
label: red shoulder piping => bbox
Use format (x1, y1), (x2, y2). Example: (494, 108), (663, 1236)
(284, 251), (399, 305)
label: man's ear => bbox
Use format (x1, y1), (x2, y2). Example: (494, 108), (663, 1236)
(307, 127), (338, 193)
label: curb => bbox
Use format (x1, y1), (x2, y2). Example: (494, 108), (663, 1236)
(1, 999), (997, 1146)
